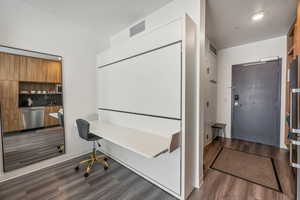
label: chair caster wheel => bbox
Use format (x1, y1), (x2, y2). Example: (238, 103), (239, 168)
(75, 166), (79, 171)
(104, 166), (108, 171)
(84, 172), (89, 177)
(104, 158), (108, 161)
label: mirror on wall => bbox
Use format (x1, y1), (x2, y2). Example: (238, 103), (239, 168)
(0, 46), (65, 172)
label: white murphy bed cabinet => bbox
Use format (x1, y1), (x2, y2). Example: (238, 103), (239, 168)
(95, 15), (198, 199)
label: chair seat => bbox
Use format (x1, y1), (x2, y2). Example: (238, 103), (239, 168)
(87, 133), (102, 141)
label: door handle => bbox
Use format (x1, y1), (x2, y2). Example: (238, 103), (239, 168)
(0, 118), (2, 136)
(233, 94), (242, 107)
(290, 139), (300, 169)
(290, 88), (300, 134)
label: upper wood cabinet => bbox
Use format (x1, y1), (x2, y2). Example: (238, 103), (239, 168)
(0, 53), (20, 81)
(19, 56), (62, 83)
(20, 57), (46, 82)
(44, 60), (62, 83)
(294, 1), (300, 55)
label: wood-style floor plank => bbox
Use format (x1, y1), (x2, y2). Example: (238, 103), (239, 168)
(0, 154), (176, 200)
(189, 138), (296, 200)
(0, 137), (296, 200)
(3, 126), (65, 172)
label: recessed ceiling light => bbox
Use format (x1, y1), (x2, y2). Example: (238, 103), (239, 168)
(252, 12), (264, 21)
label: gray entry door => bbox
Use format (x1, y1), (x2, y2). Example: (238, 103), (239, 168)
(232, 60), (281, 147)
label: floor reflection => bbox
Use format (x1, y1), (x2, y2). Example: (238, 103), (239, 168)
(3, 126), (64, 172)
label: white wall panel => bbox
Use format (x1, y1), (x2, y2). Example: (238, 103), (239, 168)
(96, 11), (200, 198)
(97, 43), (182, 119)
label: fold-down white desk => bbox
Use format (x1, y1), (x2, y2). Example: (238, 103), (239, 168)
(89, 120), (180, 158)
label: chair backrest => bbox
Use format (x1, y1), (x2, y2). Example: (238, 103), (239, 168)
(76, 119), (90, 140)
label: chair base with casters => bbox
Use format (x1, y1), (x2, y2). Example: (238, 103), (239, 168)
(75, 141), (109, 177)
(75, 119), (109, 177)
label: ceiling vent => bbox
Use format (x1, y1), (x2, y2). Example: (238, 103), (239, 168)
(130, 21), (145, 37)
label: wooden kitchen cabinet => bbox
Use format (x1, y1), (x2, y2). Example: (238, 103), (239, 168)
(19, 56), (62, 83)
(0, 53), (20, 81)
(44, 106), (62, 127)
(294, 1), (300, 55)
(285, 0), (300, 145)
(0, 52), (62, 132)
(0, 53), (23, 132)
(44, 60), (62, 83)
(0, 81), (23, 132)
(19, 57), (47, 82)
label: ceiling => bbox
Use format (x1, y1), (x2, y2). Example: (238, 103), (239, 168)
(206, 0), (297, 49)
(22, 0), (173, 45)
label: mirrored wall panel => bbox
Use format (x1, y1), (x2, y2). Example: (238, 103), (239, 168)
(0, 46), (65, 172)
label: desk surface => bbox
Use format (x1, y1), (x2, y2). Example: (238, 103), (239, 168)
(49, 109), (63, 119)
(89, 120), (179, 158)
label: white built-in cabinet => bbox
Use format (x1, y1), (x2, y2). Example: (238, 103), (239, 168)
(96, 15), (198, 200)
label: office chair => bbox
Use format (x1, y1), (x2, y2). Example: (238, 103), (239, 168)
(58, 111), (64, 127)
(75, 119), (109, 177)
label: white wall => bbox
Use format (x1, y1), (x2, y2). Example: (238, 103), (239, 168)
(216, 36), (287, 149)
(99, 0), (204, 188)
(203, 39), (217, 145)
(0, 0), (100, 180)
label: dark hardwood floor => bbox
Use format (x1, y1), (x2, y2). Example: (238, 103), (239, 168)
(190, 138), (296, 200)
(0, 153), (176, 200)
(0, 137), (296, 200)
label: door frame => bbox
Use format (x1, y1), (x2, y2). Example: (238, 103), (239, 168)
(230, 59), (282, 147)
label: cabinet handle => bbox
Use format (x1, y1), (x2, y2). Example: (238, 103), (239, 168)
(290, 139), (300, 169)
(290, 88), (300, 134)
(0, 111), (3, 136)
